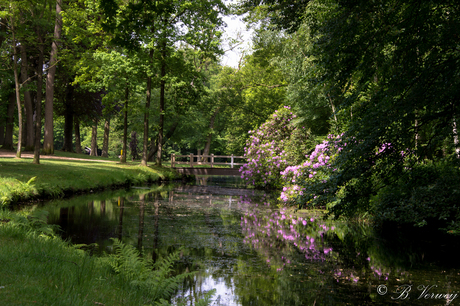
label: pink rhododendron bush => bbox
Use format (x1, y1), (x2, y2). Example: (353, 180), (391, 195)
(239, 106), (312, 189)
(280, 134), (341, 205)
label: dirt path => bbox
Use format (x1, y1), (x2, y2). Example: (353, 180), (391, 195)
(0, 149), (115, 163)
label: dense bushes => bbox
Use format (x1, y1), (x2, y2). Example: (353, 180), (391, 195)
(370, 160), (460, 234)
(242, 107), (460, 234)
(280, 135), (340, 205)
(239, 106), (312, 189)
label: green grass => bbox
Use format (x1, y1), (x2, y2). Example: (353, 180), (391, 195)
(0, 209), (207, 306)
(0, 156), (181, 206)
(53, 150), (122, 162)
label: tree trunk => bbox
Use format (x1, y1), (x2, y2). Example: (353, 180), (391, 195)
(33, 43), (44, 164)
(20, 44), (34, 151)
(148, 121), (179, 161)
(201, 108), (220, 161)
(62, 111), (73, 152)
(74, 117), (82, 154)
(0, 119), (4, 145)
(142, 50), (153, 166)
(156, 43), (166, 166)
(3, 92), (15, 150)
(12, 31), (23, 158)
(415, 117), (419, 159)
(43, 0), (63, 155)
(0, 23), (4, 145)
(102, 118), (110, 157)
(121, 86), (128, 163)
(62, 87), (74, 152)
(21, 115), (27, 148)
(90, 119), (98, 156)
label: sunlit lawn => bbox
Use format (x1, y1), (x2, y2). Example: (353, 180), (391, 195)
(0, 156), (179, 206)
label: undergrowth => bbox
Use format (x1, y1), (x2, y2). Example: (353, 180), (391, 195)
(0, 209), (214, 305)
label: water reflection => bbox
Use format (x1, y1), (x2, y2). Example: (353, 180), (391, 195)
(40, 181), (460, 305)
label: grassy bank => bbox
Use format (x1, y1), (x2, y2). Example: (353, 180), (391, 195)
(0, 209), (212, 306)
(0, 155), (181, 206)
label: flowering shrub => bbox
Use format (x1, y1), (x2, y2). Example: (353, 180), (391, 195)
(280, 134), (342, 205)
(239, 106), (312, 189)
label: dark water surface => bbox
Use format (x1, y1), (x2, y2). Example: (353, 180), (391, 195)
(38, 176), (460, 305)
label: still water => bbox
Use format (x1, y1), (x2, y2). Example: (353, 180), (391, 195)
(39, 176), (460, 305)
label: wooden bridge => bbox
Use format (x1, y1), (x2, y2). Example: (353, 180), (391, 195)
(171, 153), (246, 176)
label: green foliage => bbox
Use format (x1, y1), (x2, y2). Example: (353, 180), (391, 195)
(0, 209), (212, 305)
(275, 19), (337, 135)
(240, 106), (313, 189)
(371, 160), (460, 234)
(106, 238), (195, 304)
(261, 0), (460, 228)
(236, 0), (310, 33)
(7, 209), (57, 237)
(217, 49), (288, 155)
(0, 176), (38, 207)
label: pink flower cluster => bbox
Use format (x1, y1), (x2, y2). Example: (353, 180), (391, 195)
(280, 135), (342, 204)
(239, 106), (302, 188)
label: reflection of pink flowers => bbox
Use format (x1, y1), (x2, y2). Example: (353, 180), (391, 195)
(242, 207), (336, 274)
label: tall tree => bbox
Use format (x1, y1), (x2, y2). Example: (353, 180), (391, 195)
(33, 23), (45, 164)
(19, 43), (34, 150)
(43, 0), (63, 155)
(6, 2), (25, 157)
(288, 0), (460, 218)
(101, 118), (110, 157)
(101, 0), (227, 166)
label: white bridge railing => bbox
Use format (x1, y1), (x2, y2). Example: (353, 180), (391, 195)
(171, 153), (246, 168)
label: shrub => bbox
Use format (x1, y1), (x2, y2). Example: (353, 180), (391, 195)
(239, 106), (312, 189)
(280, 135), (341, 206)
(370, 159), (460, 234)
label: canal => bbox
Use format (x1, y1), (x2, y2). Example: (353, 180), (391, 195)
(37, 176), (460, 305)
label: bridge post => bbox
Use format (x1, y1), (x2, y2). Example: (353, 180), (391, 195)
(211, 154), (214, 168)
(190, 153), (193, 167)
(171, 153), (175, 167)
(231, 154), (234, 168)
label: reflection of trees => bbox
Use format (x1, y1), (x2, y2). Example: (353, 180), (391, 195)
(43, 189), (154, 253)
(50, 199), (120, 247)
(41, 184), (460, 305)
(117, 197), (124, 240)
(137, 194), (145, 251)
(152, 193), (159, 263)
